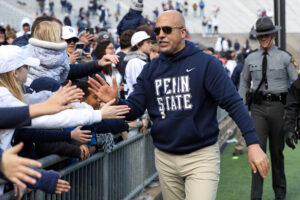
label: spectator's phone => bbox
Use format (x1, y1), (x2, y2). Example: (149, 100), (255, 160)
(75, 42), (84, 50)
(86, 28), (94, 35)
(75, 42), (84, 58)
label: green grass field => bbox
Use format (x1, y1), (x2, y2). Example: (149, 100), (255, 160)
(216, 142), (300, 200)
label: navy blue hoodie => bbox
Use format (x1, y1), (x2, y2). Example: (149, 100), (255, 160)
(119, 40), (258, 154)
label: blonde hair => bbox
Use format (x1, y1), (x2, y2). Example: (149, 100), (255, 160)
(151, 43), (160, 53)
(0, 71), (25, 103)
(33, 21), (61, 43)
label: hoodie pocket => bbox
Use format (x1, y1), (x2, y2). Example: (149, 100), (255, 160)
(151, 116), (207, 152)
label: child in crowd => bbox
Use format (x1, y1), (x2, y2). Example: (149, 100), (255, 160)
(25, 21), (69, 86)
(69, 81), (129, 155)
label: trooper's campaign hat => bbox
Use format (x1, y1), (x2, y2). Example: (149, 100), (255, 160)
(250, 17), (281, 36)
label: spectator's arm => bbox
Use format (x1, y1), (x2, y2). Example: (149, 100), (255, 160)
(68, 61), (102, 80)
(0, 107), (31, 129)
(35, 142), (81, 158)
(14, 128), (71, 143)
(26, 169), (60, 194)
(87, 119), (129, 134)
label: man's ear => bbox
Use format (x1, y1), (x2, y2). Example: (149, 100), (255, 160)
(181, 28), (187, 39)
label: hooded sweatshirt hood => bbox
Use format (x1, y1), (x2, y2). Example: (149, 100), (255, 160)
(159, 40), (200, 62)
(16, 17), (32, 38)
(25, 38), (70, 86)
(124, 50), (148, 63)
(147, 40), (200, 80)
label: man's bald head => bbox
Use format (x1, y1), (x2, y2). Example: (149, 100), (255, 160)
(157, 10), (185, 27)
(155, 10), (187, 55)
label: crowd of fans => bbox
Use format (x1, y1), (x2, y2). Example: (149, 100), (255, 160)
(159, 0), (220, 37)
(0, 0), (259, 198)
(0, 0), (156, 198)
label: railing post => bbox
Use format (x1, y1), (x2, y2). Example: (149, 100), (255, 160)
(103, 155), (109, 200)
(34, 190), (44, 200)
(141, 135), (146, 190)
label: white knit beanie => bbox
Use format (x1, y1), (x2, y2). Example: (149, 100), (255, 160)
(130, 0), (143, 12)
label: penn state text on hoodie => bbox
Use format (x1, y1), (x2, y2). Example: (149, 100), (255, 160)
(119, 40), (258, 154)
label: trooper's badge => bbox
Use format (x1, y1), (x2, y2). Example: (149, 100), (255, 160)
(291, 57), (299, 69)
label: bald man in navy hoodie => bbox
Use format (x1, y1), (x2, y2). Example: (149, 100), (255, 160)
(88, 10), (270, 200)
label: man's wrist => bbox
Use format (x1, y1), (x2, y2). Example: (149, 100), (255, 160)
(97, 59), (101, 67)
(247, 143), (259, 149)
(114, 98), (119, 105)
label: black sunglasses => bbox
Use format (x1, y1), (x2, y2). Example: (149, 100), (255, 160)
(257, 34), (272, 39)
(154, 26), (184, 35)
(65, 38), (79, 43)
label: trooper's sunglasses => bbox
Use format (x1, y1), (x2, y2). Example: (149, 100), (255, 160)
(154, 26), (184, 35)
(65, 38), (79, 43)
(257, 34), (272, 39)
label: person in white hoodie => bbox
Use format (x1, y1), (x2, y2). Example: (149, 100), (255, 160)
(124, 31), (152, 97)
(16, 17), (32, 38)
(123, 31), (152, 138)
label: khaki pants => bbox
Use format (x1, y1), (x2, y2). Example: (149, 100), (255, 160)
(155, 143), (220, 200)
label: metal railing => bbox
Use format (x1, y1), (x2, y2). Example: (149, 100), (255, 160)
(0, 132), (156, 200)
(217, 107), (228, 123)
(0, 107), (227, 200)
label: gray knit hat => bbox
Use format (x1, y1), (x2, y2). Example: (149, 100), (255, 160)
(130, 0), (143, 12)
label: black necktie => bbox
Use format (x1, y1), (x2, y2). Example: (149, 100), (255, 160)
(262, 51), (268, 90)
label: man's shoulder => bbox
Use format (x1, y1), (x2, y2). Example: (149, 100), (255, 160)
(245, 49), (259, 59)
(277, 48), (292, 56)
(126, 58), (147, 73)
(147, 57), (159, 67)
(277, 48), (293, 60)
(127, 57), (146, 66)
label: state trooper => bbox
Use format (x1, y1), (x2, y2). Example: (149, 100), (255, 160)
(239, 17), (298, 200)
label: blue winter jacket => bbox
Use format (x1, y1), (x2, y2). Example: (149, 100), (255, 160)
(12, 33), (31, 47)
(117, 9), (146, 35)
(119, 40), (259, 154)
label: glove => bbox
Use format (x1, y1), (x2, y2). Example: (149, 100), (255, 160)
(285, 131), (298, 150)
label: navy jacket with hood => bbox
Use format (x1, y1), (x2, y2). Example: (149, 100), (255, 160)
(119, 40), (259, 154)
(117, 9), (146, 35)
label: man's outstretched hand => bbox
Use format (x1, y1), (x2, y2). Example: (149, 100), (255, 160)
(88, 74), (118, 103)
(248, 144), (270, 178)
